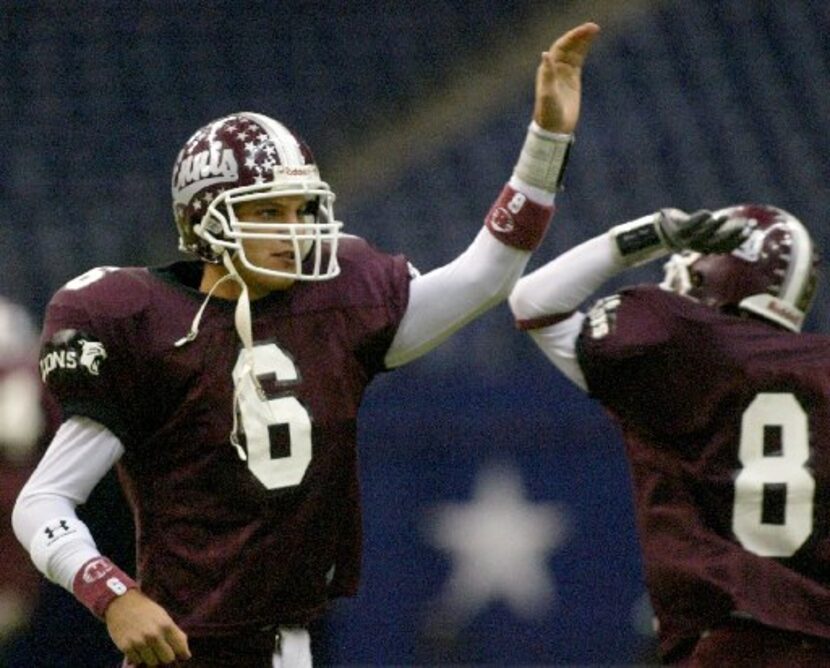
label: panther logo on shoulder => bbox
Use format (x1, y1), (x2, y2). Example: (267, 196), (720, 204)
(79, 340), (107, 375)
(40, 329), (108, 382)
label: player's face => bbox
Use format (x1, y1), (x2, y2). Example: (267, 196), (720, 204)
(232, 195), (315, 295)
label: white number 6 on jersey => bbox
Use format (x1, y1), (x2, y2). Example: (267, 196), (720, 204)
(233, 343), (312, 490)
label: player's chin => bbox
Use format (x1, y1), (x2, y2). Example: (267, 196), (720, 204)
(256, 273), (296, 293)
(237, 262), (295, 293)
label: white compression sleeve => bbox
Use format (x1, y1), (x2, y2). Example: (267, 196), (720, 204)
(384, 175), (557, 368)
(12, 416), (125, 591)
(509, 232), (627, 390)
(527, 312), (588, 390)
(384, 228), (530, 368)
(509, 232), (624, 321)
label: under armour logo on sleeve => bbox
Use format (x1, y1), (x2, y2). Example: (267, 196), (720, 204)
(43, 519), (72, 540)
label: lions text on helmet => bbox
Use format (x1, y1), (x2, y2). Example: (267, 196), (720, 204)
(171, 112), (343, 285)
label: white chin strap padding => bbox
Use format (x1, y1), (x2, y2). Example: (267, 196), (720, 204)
(220, 253), (269, 461)
(222, 253), (254, 351)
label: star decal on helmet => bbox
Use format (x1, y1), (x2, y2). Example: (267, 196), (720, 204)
(171, 111), (342, 277)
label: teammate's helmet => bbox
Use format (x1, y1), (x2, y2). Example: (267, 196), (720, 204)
(171, 112), (342, 280)
(661, 205), (819, 332)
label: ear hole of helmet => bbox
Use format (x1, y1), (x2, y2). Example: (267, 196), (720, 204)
(200, 217), (225, 238)
(689, 269), (703, 288)
(186, 213), (231, 264)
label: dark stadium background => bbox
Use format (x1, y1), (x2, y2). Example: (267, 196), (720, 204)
(2, 1), (828, 665)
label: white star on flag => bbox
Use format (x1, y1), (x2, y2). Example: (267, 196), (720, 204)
(423, 461), (569, 628)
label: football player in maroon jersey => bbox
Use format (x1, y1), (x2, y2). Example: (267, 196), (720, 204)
(0, 297), (48, 663)
(509, 205), (830, 665)
(13, 22), (600, 667)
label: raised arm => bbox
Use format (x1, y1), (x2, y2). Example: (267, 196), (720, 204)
(509, 209), (745, 388)
(385, 22), (600, 367)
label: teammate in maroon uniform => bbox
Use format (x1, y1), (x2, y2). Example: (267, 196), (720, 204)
(13, 22), (599, 667)
(0, 297), (47, 662)
(509, 204), (830, 665)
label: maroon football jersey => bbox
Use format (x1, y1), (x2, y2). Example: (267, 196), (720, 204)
(0, 354), (42, 617)
(577, 285), (830, 659)
(0, 300), (56, 619)
(39, 237), (411, 635)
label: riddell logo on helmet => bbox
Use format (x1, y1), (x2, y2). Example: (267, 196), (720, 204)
(766, 299), (801, 326)
(173, 145), (239, 202)
(274, 165), (316, 176)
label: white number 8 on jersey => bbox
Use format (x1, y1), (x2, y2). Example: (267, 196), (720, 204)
(733, 392), (815, 557)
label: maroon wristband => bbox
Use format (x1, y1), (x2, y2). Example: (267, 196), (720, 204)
(72, 556), (137, 619)
(484, 185), (555, 251)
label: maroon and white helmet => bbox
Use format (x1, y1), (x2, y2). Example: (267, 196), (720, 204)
(661, 204), (819, 332)
(171, 112), (342, 280)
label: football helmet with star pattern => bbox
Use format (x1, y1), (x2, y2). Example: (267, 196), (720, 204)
(171, 112), (342, 280)
(661, 204), (819, 332)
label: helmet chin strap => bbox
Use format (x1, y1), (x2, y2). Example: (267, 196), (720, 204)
(174, 252), (266, 461)
(173, 269), (238, 348)
(221, 252), (255, 353)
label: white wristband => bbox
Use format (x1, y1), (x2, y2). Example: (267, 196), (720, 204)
(513, 122), (574, 192)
